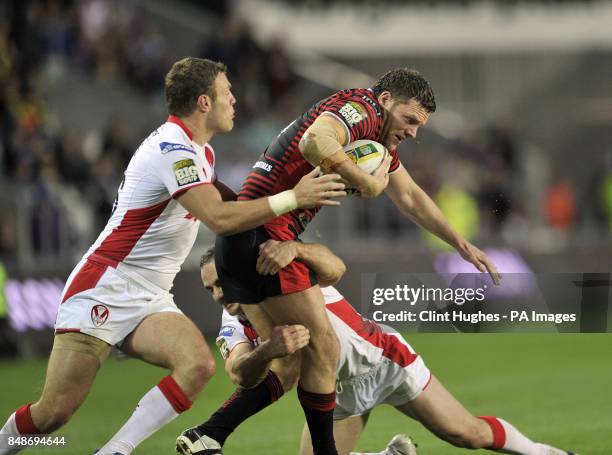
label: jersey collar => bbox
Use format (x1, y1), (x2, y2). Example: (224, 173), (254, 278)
(167, 115), (194, 141)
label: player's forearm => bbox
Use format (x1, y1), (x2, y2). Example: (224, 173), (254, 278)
(332, 159), (385, 198)
(179, 188), (293, 236)
(208, 199), (279, 236)
(400, 186), (464, 250)
(229, 341), (275, 388)
(295, 242), (346, 286)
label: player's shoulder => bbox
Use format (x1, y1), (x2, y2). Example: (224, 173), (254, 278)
(154, 122), (197, 156)
(318, 88), (383, 131)
(134, 121), (195, 159)
(326, 88), (381, 111)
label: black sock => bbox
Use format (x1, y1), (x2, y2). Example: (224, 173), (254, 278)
(297, 383), (338, 455)
(196, 370), (283, 446)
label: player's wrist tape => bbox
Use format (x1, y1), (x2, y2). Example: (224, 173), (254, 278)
(320, 149), (349, 174)
(300, 120), (344, 167)
(269, 190), (298, 216)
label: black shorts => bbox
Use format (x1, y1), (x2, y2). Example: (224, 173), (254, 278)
(215, 225), (317, 304)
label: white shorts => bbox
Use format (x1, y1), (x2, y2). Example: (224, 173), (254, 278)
(334, 335), (431, 420)
(55, 258), (182, 346)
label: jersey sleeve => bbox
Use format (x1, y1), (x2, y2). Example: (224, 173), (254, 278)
(215, 310), (251, 360)
(154, 140), (213, 198)
(321, 93), (382, 143)
(388, 147), (402, 174)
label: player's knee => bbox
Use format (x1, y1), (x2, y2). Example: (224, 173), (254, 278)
(317, 327), (340, 363)
(190, 355), (217, 384)
(172, 354), (216, 397)
(283, 365), (301, 391)
(303, 329), (338, 375)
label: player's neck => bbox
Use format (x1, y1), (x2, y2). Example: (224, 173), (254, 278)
(180, 115), (213, 146)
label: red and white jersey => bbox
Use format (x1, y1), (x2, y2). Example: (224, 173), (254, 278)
(83, 116), (215, 291)
(216, 286), (420, 380)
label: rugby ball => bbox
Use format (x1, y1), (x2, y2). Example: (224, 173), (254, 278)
(342, 140), (388, 195)
(342, 140), (388, 175)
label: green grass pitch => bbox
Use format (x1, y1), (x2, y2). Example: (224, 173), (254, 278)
(1, 334), (611, 454)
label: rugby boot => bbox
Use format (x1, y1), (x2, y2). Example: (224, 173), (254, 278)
(176, 428), (222, 454)
(385, 434), (419, 455)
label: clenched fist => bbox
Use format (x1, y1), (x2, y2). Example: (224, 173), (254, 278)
(262, 324), (310, 359)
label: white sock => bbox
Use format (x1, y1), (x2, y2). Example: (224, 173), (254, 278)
(482, 417), (567, 455)
(97, 376), (191, 454)
(0, 413), (21, 455)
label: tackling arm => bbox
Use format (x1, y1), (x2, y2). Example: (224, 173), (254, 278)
(177, 184), (278, 236)
(225, 325), (310, 389)
(293, 242), (347, 286)
(177, 168), (345, 236)
(386, 166), (501, 284)
(256, 240), (347, 286)
(224, 342), (274, 388)
(299, 115), (389, 198)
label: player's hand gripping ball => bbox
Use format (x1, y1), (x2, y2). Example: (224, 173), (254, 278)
(342, 140), (389, 195)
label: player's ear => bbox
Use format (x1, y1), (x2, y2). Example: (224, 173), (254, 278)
(377, 91), (393, 109)
(197, 94), (212, 113)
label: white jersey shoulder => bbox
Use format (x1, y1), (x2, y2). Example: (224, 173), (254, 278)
(133, 121), (216, 198)
(216, 310), (256, 359)
(83, 119), (217, 291)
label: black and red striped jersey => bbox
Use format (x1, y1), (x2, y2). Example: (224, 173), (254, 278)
(237, 88), (401, 238)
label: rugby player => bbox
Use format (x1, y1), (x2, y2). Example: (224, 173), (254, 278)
(0, 57), (344, 455)
(178, 243), (576, 455)
(214, 67), (501, 455)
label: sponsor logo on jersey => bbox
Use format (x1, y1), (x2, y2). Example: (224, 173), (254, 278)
(219, 325), (236, 337)
(91, 304), (110, 327)
(173, 159), (200, 186)
(254, 161), (273, 172)
(216, 337), (230, 359)
(338, 101), (366, 126)
(159, 142), (196, 155)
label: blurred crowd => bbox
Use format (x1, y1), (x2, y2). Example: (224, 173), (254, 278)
(0, 0), (610, 271)
(0, 0), (297, 267)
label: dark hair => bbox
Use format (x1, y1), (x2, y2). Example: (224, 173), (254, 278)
(371, 68), (436, 113)
(165, 57), (227, 117)
(200, 247), (215, 268)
